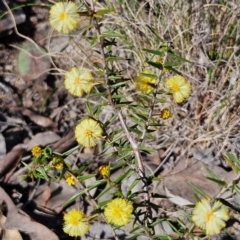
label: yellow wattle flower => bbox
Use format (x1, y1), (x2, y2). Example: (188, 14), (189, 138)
(165, 75), (191, 103)
(64, 67), (94, 97)
(160, 108), (171, 119)
(65, 173), (76, 185)
(63, 209), (90, 237)
(156, 58), (169, 73)
(192, 199), (230, 236)
(31, 146), (42, 157)
(104, 198), (133, 226)
(49, 2), (80, 34)
(134, 70), (156, 94)
(75, 118), (103, 147)
(99, 165), (109, 176)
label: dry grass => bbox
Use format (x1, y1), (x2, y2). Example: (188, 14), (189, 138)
(83, 0), (240, 164)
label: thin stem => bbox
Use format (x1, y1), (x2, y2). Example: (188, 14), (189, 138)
(91, 7), (148, 196)
(90, 2), (154, 235)
(140, 53), (168, 143)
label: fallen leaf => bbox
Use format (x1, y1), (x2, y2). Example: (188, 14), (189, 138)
(26, 131), (60, 151)
(155, 158), (237, 203)
(0, 187), (59, 240)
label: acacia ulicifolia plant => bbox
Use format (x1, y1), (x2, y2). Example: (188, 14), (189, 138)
(26, 1), (198, 238)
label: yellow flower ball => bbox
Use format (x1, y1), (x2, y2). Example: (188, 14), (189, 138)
(156, 58), (169, 73)
(165, 75), (191, 103)
(64, 67), (94, 97)
(75, 118), (103, 147)
(63, 209), (90, 237)
(65, 173), (76, 185)
(104, 198), (133, 226)
(192, 199), (230, 236)
(99, 165), (109, 176)
(50, 156), (64, 169)
(134, 70), (156, 94)
(160, 108), (171, 119)
(31, 146), (42, 157)
(49, 2), (80, 34)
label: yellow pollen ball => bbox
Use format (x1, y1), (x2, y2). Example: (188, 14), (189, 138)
(74, 77), (81, 85)
(113, 207), (121, 217)
(59, 11), (67, 21)
(171, 83), (180, 93)
(205, 210), (214, 222)
(84, 129), (93, 138)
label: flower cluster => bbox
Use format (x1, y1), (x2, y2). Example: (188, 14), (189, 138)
(31, 146), (42, 157)
(63, 209), (90, 237)
(75, 118), (103, 147)
(104, 198), (133, 226)
(192, 198), (230, 236)
(156, 57), (169, 73)
(50, 155), (64, 169)
(160, 108), (171, 119)
(65, 173), (76, 185)
(165, 75), (191, 103)
(65, 67), (95, 97)
(49, 2), (80, 34)
(134, 70), (156, 94)
(99, 165), (109, 177)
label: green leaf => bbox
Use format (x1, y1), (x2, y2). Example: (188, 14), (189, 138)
(107, 56), (125, 63)
(178, 209), (193, 221)
(142, 48), (165, 56)
(193, 193), (201, 202)
(145, 132), (155, 140)
(94, 103), (103, 118)
(95, 186), (112, 200)
(95, 8), (114, 16)
(62, 145), (80, 157)
(22, 161), (31, 170)
(110, 81), (127, 88)
(76, 160), (93, 175)
(138, 145), (156, 153)
(114, 168), (134, 184)
(88, 36), (98, 49)
(116, 152), (132, 162)
(112, 94), (125, 99)
(168, 52), (192, 63)
(150, 218), (164, 227)
(148, 61), (178, 69)
(166, 220), (182, 237)
(87, 179), (107, 191)
(232, 182), (240, 195)
(156, 98), (167, 103)
(101, 143), (112, 154)
(206, 177), (227, 187)
(36, 167), (49, 181)
(205, 167), (227, 187)
(86, 99), (93, 115)
(78, 174), (96, 182)
(129, 116), (145, 127)
(101, 29), (124, 38)
(189, 183), (209, 198)
(127, 178), (140, 194)
(89, 92), (107, 97)
(139, 72), (157, 79)
(115, 101), (133, 108)
(153, 235), (173, 239)
(62, 190), (85, 206)
(152, 177), (163, 181)
(223, 152), (240, 173)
